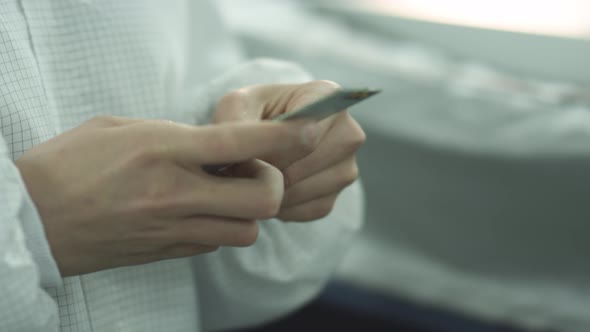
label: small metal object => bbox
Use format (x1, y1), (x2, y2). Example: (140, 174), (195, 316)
(273, 88), (381, 122)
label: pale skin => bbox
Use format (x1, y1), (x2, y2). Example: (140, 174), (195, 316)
(15, 80), (366, 277)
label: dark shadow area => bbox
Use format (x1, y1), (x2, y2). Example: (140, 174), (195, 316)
(242, 283), (531, 332)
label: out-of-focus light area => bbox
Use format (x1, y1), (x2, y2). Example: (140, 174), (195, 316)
(363, 0), (590, 38)
(219, 1), (590, 331)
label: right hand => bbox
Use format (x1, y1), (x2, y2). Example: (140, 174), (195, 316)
(15, 116), (318, 277)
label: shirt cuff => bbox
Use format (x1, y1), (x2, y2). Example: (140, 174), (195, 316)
(16, 170), (63, 288)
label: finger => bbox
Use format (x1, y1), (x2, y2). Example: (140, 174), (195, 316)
(192, 121), (320, 165)
(179, 160), (285, 220)
(172, 217), (260, 247)
(282, 156), (358, 208)
(277, 193), (339, 222)
(127, 120), (319, 165)
(281, 80), (343, 117)
(283, 112), (365, 186)
(211, 81), (341, 170)
(260, 116), (330, 170)
(212, 87), (269, 123)
(214, 81), (341, 123)
(258, 81), (342, 169)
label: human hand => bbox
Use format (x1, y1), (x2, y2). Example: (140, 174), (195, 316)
(213, 81), (366, 222)
(16, 116), (315, 276)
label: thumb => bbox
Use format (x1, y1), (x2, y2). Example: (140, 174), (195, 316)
(213, 84), (302, 124)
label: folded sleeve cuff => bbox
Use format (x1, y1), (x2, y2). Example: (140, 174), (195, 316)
(16, 169), (63, 288)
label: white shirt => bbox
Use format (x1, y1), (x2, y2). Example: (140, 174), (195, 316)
(0, 1), (364, 331)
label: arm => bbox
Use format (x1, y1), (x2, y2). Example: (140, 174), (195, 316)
(0, 137), (60, 331)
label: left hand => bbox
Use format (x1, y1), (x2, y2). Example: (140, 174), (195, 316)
(212, 80), (366, 222)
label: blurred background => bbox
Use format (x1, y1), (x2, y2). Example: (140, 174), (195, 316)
(216, 1), (590, 331)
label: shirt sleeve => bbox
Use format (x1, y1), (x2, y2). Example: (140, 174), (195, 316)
(182, 58), (316, 125)
(191, 58), (366, 331)
(0, 137), (60, 331)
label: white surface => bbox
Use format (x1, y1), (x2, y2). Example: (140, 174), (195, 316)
(322, 0), (590, 38)
(312, 1), (590, 84)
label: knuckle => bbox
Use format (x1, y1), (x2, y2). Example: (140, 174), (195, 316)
(290, 123), (319, 156)
(340, 162), (359, 187)
(250, 173), (284, 219)
(136, 120), (175, 140)
(207, 128), (239, 158)
(233, 221), (259, 247)
(343, 114), (367, 148)
(312, 199), (336, 220)
(131, 175), (183, 215)
(221, 89), (249, 103)
(306, 198), (335, 221)
(260, 197), (282, 219)
(299, 134), (318, 155)
(127, 126), (176, 161)
(215, 89), (250, 119)
(127, 145), (165, 168)
(133, 192), (173, 215)
(283, 164), (306, 188)
(254, 191), (282, 219)
(284, 198), (336, 222)
(354, 126), (367, 146)
(283, 167), (300, 188)
(205, 245), (220, 253)
(284, 126), (309, 151)
(192, 245), (220, 255)
(305, 80), (342, 94)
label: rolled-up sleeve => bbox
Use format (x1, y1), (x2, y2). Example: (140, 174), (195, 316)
(0, 137), (60, 331)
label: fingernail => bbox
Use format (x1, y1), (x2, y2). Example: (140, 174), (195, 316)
(301, 122), (320, 146)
